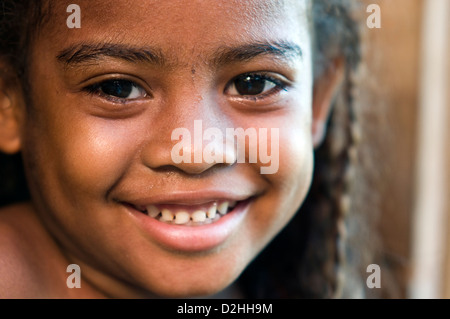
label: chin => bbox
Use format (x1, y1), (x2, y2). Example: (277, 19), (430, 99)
(142, 263), (243, 299)
(151, 280), (231, 299)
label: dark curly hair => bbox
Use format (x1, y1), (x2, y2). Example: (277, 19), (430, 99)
(0, 0), (364, 298)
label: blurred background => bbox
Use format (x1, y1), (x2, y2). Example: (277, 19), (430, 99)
(355, 0), (449, 298)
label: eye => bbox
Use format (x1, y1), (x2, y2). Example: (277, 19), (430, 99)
(85, 79), (147, 101)
(226, 73), (288, 97)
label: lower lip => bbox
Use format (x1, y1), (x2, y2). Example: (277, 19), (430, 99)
(126, 200), (251, 252)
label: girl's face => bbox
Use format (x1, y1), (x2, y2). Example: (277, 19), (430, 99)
(20, 0), (314, 297)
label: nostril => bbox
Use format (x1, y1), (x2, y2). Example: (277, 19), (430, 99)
(149, 164), (207, 176)
(150, 161), (234, 176)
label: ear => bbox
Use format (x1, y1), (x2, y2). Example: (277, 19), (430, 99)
(312, 57), (346, 148)
(0, 70), (23, 154)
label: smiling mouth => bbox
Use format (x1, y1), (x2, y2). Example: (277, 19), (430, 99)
(129, 200), (241, 226)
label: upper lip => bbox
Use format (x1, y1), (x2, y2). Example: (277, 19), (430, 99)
(119, 190), (256, 207)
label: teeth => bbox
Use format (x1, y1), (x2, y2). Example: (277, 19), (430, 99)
(147, 205), (160, 218)
(161, 209), (174, 222)
(206, 204), (217, 219)
(174, 211), (190, 225)
(140, 200), (238, 225)
(192, 210), (207, 223)
(218, 202), (229, 215)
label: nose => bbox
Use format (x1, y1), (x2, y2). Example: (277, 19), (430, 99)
(140, 95), (236, 175)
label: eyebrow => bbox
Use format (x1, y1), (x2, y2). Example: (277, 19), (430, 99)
(56, 43), (165, 66)
(212, 41), (303, 66)
(56, 41), (302, 67)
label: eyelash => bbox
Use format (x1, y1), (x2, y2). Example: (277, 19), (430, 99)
(83, 79), (148, 104)
(82, 72), (290, 104)
(225, 72), (290, 101)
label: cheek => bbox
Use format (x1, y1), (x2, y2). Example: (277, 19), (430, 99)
(24, 104), (140, 199)
(58, 121), (140, 195)
(280, 128), (314, 202)
(273, 124), (314, 210)
(263, 96), (314, 197)
(246, 111), (314, 244)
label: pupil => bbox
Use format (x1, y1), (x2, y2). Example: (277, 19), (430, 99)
(234, 75), (265, 95)
(102, 80), (133, 98)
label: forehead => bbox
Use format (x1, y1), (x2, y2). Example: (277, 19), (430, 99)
(38, 0), (310, 59)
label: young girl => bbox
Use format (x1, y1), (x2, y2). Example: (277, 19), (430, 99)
(0, 0), (362, 298)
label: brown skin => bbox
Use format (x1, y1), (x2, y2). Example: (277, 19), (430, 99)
(0, 0), (344, 298)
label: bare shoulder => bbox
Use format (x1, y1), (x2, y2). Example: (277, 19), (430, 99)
(0, 202), (68, 298)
